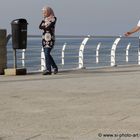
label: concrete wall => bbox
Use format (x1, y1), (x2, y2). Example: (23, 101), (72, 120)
(0, 29), (7, 74)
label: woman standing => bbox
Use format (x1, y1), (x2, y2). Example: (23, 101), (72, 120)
(39, 6), (58, 75)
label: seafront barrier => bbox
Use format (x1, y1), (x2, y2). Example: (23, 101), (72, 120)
(5, 34), (140, 73)
(0, 29), (7, 74)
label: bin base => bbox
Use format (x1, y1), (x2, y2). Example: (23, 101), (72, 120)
(4, 68), (27, 76)
(0, 69), (4, 75)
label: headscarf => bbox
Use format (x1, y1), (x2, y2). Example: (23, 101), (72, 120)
(42, 6), (55, 20)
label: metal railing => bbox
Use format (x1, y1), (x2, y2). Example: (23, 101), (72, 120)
(6, 35), (140, 72)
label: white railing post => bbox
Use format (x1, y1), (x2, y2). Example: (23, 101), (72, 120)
(111, 37), (121, 66)
(96, 43), (101, 63)
(78, 36), (90, 69)
(62, 43), (67, 66)
(138, 50), (140, 65)
(126, 43), (131, 62)
(22, 49), (26, 67)
(41, 47), (46, 71)
(138, 37), (140, 65)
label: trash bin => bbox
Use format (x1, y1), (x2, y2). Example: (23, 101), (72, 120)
(11, 18), (28, 49)
(0, 29), (7, 74)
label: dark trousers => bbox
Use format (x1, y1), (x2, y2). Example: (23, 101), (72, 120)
(44, 47), (58, 72)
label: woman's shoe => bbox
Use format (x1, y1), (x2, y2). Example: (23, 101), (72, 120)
(54, 68), (58, 74)
(42, 70), (52, 75)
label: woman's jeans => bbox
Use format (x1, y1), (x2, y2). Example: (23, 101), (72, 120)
(44, 47), (58, 72)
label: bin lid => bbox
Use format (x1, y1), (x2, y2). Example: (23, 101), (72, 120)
(11, 18), (28, 25)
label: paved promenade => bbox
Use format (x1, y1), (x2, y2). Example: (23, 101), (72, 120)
(0, 65), (140, 140)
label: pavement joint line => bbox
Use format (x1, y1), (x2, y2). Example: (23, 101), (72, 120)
(107, 111), (120, 116)
(79, 129), (98, 136)
(118, 116), (130, 122)
(25, 134), (42, 140)
(132, 103), (140, 107)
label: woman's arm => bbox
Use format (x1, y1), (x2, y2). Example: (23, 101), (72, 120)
(124, 26), (140, 36)
(39, 20), (45, 30)
(39, 18), (56, 30)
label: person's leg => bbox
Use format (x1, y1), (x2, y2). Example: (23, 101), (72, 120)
(50, 55), (58, 68)
(43, 47), (52, 75)
(49, 49), (58, 74)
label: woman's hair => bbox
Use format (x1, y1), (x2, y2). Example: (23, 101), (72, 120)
(42, 6), (55, 17)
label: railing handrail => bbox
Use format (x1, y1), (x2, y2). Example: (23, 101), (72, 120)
(7, 34), (139, 39)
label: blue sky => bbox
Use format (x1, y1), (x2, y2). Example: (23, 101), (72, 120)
(0, 0), (140, 36)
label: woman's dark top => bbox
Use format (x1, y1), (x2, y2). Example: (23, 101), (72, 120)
(39, 16), (57, 48)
